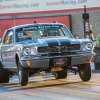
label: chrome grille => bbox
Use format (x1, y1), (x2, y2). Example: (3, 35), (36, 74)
(38, 47), (47, 53)
(38, 44), (80, 53)
(68, 44), (80, 51)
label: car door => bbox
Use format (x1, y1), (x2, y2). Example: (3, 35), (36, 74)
(1, 30), (16, 68)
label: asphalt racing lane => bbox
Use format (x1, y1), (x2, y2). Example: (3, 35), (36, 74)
(0, 70), (100, 100)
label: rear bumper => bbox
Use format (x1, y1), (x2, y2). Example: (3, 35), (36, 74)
(20, 52), (94, 68)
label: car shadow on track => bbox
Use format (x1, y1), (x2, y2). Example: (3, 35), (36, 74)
(0, 70), (100, 93)
(0, 74), (82, 93)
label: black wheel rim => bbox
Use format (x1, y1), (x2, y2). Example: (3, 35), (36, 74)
(18, 62), (22, 83)
(79, 67), (85, 78)
(54, 73), (58, 79)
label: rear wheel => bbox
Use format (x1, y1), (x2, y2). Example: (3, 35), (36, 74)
(54, 70), (67, 79)
(18, 61), (29, 86)
(78, 63), (91, 81)
(0, 63), (9, 83)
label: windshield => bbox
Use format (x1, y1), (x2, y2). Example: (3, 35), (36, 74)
(15, 24), (73, 42)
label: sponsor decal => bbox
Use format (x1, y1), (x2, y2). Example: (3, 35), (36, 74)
(0, 3), (39, 9)
(84, 19), (89, 38)
(0, 0), (100, 14)
(46, 0), (87, 6)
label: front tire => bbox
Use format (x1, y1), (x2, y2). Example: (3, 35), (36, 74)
(18, 61), (29, 86)
(0, 63), (9, 83)
(54, 70), (68, 79)
(78, 63), (91, 81)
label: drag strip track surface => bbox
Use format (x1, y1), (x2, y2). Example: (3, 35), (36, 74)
(0, 70), (100, 100)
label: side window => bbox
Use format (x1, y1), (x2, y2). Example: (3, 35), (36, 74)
(3, 30), (13, 44)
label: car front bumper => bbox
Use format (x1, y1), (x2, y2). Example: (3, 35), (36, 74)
(20, 52), (94, 68)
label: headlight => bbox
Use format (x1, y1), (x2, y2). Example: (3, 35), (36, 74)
(23, 47), (31, 55)
(85, 43), (93, 50)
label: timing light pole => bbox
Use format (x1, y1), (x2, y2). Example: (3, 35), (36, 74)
(82, 5), (90, 38)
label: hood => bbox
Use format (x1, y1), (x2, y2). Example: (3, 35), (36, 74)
(21, 37), (82, 47)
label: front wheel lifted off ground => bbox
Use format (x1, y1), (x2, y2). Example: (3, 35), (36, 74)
(18, 61), (29, 86)
(78, 63), (91, 82)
